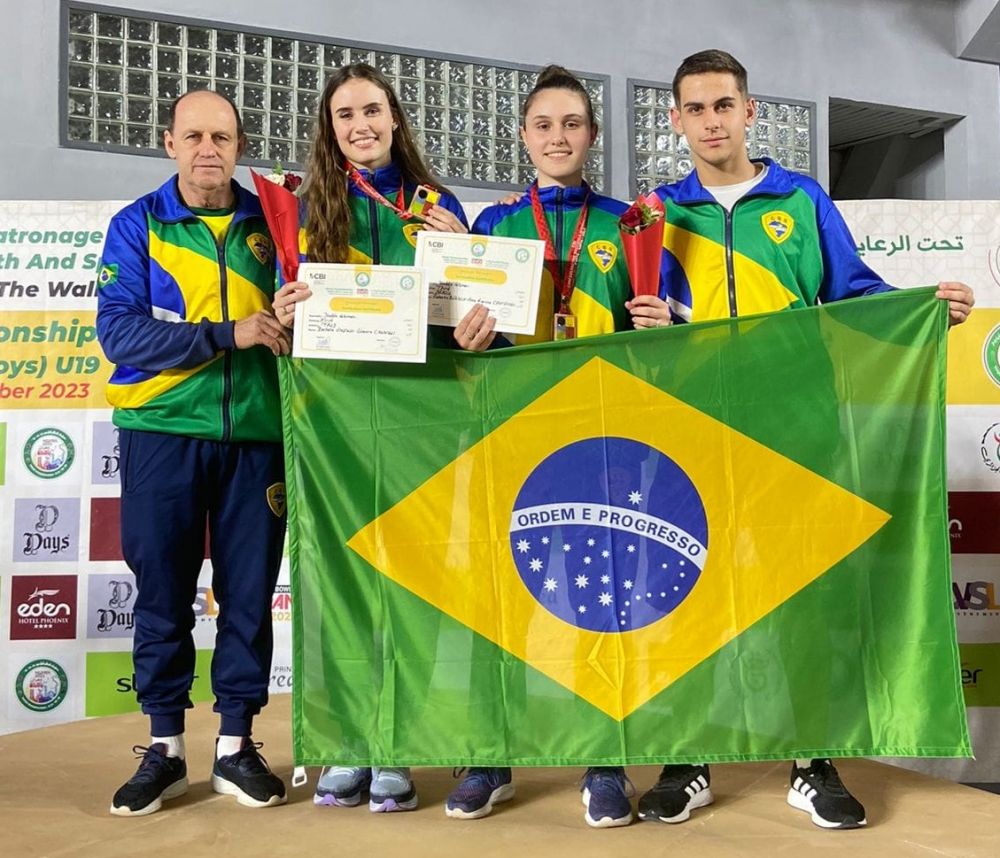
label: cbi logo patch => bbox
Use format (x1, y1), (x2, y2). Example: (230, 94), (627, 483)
(587, 240), (617, 273)
(267, 482), (287, 517)
(97, 263), (118, 287)
(402, 223), (422, 248)
(510, 437), (707, 632)
(761, 211), (794, 244)
(246, 233), (275, 266)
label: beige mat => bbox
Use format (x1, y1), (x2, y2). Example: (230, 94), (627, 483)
(3, 694), (997, 858)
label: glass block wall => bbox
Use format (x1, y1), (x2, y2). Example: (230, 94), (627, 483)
(62, 4), (609, 191)
(629, 82), (815, 195)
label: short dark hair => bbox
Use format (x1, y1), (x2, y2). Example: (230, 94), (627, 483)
(672, 50), (749, 103)
(167, 90), (244, 139)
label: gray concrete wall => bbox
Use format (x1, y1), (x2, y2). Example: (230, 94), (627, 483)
(1, 0), (998, 201)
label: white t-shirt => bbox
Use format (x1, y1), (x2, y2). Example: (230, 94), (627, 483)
(703, 164), (769, 212)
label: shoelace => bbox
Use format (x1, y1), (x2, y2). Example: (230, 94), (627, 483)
(582, 766), (634, 796)
(226, 741), (271, 775)
(805, 759), (849, 796)
(129, 744), (174, 782)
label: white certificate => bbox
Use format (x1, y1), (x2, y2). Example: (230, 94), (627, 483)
(293, 263), (428, 363)
(414, 232), (545, 335)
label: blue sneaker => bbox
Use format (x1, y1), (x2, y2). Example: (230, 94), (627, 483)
(445, 767), (514, 819)
(314, 766), (372, 807)
(581, 767), (634, 828)
(369, 767), (418, 812)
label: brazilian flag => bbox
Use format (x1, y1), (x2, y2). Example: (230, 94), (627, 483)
(280, 287), (970, 765)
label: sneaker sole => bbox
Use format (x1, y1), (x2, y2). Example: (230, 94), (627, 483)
(369, 794), (418, 813)
(211, 773), (287, 808)
(109, 776), (189, 817)
(638, 787), (713, 823)
(445, 782), (516, 819)
(786, 787), (867, 829)
(314, 790), (364, 808)
(581, 787), (633, 828)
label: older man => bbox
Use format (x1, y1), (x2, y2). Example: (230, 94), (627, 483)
(97, 89), (290, 816)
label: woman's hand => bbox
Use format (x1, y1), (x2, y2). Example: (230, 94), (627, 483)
(420, 204), (469, 233)
(272, 280), (312, 329)
(454, 303), (497, 351)
(626, 295), (672, 329)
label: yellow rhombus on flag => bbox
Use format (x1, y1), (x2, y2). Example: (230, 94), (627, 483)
(348, 357), (890, 721)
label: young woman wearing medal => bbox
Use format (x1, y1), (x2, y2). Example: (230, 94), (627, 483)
(447, 65), (637, 830)
(272, 63), (468, 814)
(272, 62), (468, 331)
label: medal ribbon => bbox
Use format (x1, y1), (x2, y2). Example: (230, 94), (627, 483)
(529, 184), (590, 314)
(345, 161), (414, 221)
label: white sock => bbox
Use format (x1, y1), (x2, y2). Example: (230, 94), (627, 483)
(216, 735), (246, 758)
(152, 734), (185, 759)
(795, 758), (814, 769)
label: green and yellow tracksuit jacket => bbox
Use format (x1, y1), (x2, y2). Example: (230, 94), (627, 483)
(96, 177), (280, 442)
(471, 182), (631, 343)
(654, 158), (893, 323)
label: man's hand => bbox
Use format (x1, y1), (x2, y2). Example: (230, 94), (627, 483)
(454, 303), (497, 351)
(234, 311), (291, 356)
(936, 281), (974, 327)
(626, 295), (672, 329)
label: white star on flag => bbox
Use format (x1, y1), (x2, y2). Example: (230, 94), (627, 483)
(600, 574), (610, 584)
(575, 574), (589, 589)
(623, 579), (634, 590)
(629, 490), (643, 505)
(541, 536), (550, 545)
(626, 544), (636, 553)
(563, 543), (572, 552)
(598, 592), (612, 606)
(578, 605), (587, 614)
(543, 577), (557, 592)
(601, 550), (610, 558)
(587, 538), (595, 546)
(516, 539), (530, 554)
(583, 556), (592, 565)
(529, 558), (543, 572)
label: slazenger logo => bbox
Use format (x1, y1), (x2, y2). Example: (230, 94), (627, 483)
(981, 423), (1000, 473)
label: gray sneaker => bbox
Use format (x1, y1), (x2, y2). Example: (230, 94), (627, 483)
(313, 766), (372, 807)
(369, 766), (417, 812)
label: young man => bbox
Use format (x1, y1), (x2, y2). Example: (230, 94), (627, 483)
(97, 90), (291, 816)
(627, 49), (974, 829)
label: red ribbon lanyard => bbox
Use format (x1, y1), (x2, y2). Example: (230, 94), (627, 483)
(529, 184), (590, 313)
(345, 161), (414, 221)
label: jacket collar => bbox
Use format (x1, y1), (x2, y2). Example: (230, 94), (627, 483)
(671, 158), (794, 205)
(150, 175), (262, 224)
(348, 161), (404, 196)
(530, 181), (592, 208)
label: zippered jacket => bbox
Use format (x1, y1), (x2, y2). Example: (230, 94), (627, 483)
(96, 176), (280, 442)
(472, 182), (631, 344)
(653, 158), (893, 323)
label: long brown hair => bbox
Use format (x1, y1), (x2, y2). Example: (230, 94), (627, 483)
(304, 63), (442, 263)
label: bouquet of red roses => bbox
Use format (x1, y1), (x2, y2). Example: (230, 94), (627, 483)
(618, 192), (665, 297)
(250, 163), (303, 283)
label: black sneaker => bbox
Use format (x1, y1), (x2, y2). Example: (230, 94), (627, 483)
(787, 759), (866, 829)
(110, 743), (188, 817)
(211, 740), (287, 808)
(637, 763), (712, 823)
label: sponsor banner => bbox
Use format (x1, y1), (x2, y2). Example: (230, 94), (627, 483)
(945, 309), (1000, 406)
(960, 642), (1000, 708)
(13, 420), (83, 485)
(945, 407), (1000, 490)
(84, 649), (213, 717)
(0, 311), (111, 409)
(12, 497), (80, 563)
(948, 491), (1000, 554)
(952, 554), (1000, 643)
(5, 651), (84, 730)
(85, 572), (136, 638)
(9, 574), (78, 640)
(271, 583), (291, 625)
(88, 497), (122, 561)
(90, 421), (120, 485)
(0, 421), (6, 485)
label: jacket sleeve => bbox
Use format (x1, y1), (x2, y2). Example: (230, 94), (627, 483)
(814, 191), (896, 303)
(96, 210), (236, 372)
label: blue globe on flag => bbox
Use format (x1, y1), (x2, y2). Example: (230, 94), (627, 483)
(509, 436), (708, 633)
